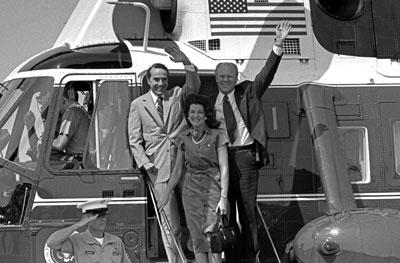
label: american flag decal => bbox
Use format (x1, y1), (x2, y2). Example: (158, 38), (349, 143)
(208, 0), (307, 36)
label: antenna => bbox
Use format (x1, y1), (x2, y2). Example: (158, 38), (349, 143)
(107, 1), (151, 51)
(0, 83), (8, 91)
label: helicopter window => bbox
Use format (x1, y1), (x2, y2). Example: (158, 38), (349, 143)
(0, 79), (25, 123)
(392, 122), (400, 175)
(338, 126), (370, 184)
(0, 177), (32, 226)
(0, 77), (54, 169)
(316, 0), (364, 20)
(83, 80), (133, 170)
(48, 81), (92, 170)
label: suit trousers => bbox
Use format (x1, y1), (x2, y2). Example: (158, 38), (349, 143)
(155, 181), (182, 251)
(225, 148), (259, 263)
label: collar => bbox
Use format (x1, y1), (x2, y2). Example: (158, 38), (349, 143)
(217, 90), (235, 103)
(66, 102), (84, 111)
(184, 126), (212, 136)
(82, 229), (117, 245)
(149, 90), (161, 104)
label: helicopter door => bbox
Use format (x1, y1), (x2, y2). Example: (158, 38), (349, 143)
(84, 79), (138, 170)
(35, 76), (147, 263)
(47, 76), (140, 171)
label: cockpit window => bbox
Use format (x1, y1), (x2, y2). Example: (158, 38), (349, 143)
(46, 79), (137, 171)
(0, 77), (54, 169)
(48, 81), (92, 169)
(338, 126), (370, 184)
(0, 78), (48, 226)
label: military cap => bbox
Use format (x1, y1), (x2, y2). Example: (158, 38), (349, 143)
(77, 199), (111, 215)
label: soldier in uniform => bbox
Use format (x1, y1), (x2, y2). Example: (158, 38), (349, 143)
(47, 199), (131, 263)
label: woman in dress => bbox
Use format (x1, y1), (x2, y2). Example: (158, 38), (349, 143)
(158, 94), (229, 263)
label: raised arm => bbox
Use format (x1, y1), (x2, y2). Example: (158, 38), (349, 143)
(164, 44), (200, 100)
(251, 20), (291, 98)
(47, 214), (98, 252)
(52, 134), (69, 151)
(157, 148), (185, 210)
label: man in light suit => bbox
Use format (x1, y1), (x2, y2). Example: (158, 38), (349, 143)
(128, 44), (200, 263)
(209, 21), (291, 263)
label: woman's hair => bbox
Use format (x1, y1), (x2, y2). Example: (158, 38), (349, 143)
(183, 94), (220, 129)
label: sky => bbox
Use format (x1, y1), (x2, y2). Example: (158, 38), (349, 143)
(0, 0), (78, 81)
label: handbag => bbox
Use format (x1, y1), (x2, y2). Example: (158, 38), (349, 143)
(209, 215), (238, 253)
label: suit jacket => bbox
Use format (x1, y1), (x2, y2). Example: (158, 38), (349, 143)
(128, 70), (200, 183)
(211, 50), (282, 165)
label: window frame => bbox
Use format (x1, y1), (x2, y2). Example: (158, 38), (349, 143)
(44, 74), (140, 174)
(337, 126), (371, 184)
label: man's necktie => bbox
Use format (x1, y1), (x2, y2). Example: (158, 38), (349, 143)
(157, 96), (163, 121)
(223, 95), (237, 143)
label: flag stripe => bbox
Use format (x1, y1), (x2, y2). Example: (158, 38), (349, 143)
(209, 0), (307, 36)
(211, 22), (305, 27)
(210, 13), (306, 18)
(211, 31), (307, 36)
(211, 27), (307, 32)
(210, 17), (306, 21)
(211, 24), (306, 29)
(248, 2), (304, 7)
(240, 9), (305, 13)
(246, 6), (305, 11)
(210, 7), (305, 14)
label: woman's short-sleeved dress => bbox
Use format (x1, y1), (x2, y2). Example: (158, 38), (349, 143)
(177, 128), (228, 253)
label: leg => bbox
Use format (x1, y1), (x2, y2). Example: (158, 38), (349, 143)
(155, 182), (186, 263)
(182, 172), (216, 262)
(194, 252), (209, 263)
(224, 153), (242, 263)
(237, 169), (259, 263)
(235, 150), (259, 263)
(209, 252), (222, 263)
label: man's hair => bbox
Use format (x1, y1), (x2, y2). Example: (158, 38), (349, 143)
(63, 83), (79, 101)
(215, 62), (238, 77)
(146, 63), (169, 79)
(183, 94), (220, 129)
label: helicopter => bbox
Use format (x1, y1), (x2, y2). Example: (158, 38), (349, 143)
(1, 0), (400, 262)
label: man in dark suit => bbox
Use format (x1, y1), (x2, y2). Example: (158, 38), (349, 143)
(210, 20), (291, 263)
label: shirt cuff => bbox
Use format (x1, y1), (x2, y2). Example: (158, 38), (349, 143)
(272, 45), (284, 56)
(143, 162), (154, 170)
(184, 64), (196, 72)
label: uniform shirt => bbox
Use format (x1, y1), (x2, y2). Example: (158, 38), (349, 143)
(68, 230), (131, 263)
(215, 45), (283, 147)
(59, 104), (90, 155)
